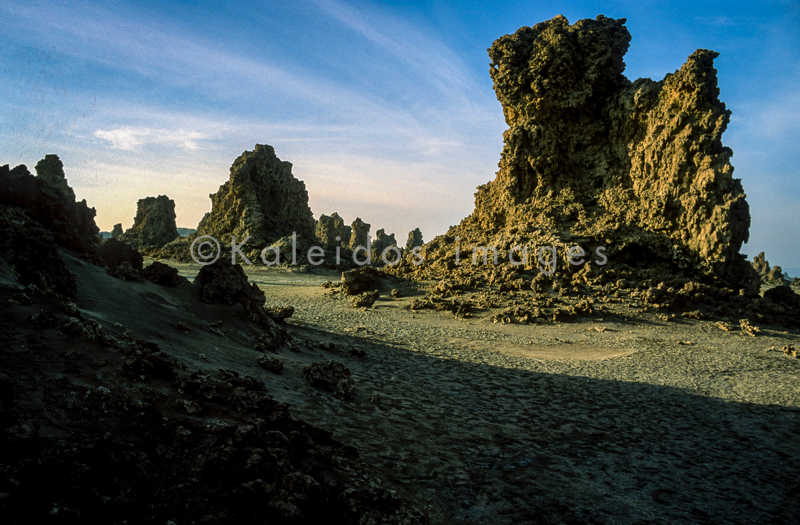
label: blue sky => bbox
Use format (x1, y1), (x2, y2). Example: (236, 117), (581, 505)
(1, 0), (798, 272)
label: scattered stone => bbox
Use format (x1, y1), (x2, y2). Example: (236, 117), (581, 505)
(739, 319), (760, 337)
(351, 290), (379, 309)
(390, 288), (402, 298)
(265, 306), (294, 323)
(175, 322), (190, 332)
(257, 355), (283, 373)
(303, 360), (355, 400)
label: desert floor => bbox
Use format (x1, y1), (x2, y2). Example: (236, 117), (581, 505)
(115, 259), (800, 525)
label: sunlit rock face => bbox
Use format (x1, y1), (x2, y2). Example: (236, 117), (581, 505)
(443, 14), (755, 289)
(196, 144), (316, 247)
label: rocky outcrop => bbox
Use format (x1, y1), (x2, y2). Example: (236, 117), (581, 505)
(315, 212), (346, 249)
(193, 258), (277, 328)
(0, 156), (99, 255)
(406, 228), (424, 251)
(371, 229), (398, 264)
(391, 15), (757, 293)
(196, 144), (316, 248)
(0, 205), (77, 297)
(348, 217), (370, 251)
(118, 195), (180, 249)
(751, 252), (787, 284)
(111, 223), (123, 239)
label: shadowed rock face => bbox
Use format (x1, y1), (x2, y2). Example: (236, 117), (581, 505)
(371, 229), (398, 264)
(409, 14), (756, 290)
(111, 223), (123, 239)
(119, 195), (180, 249)
(0, 156), (99, 255)
(196, 145), (316, 247)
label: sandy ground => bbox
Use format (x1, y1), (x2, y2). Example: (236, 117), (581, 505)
(99, 258), (800, 525)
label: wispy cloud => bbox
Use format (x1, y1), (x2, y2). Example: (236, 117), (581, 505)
(94, 127), (208, 151)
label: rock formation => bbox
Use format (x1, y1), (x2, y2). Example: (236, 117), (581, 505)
(1, 156), (99, 255)
(751, 252), (787, 284)
(392, 15), (757, 292)
(315, 212), (346, 248)
(196, 144), (316, 247)
(111, 223), (123, 239)
(371, 229), (398, 264)
(406, 228), (424, 251)
(348, 217), (370, 251)
(118, 195), (180, 249)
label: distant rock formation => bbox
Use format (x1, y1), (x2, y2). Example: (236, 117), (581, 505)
(118, 195), (180, 249)
(316, 212), (346, 249)
(111, 223), (123, 239)
(406, 228), (423, 251)
(751, 252), (789, 284)
(393, 15), (757, 292)
(196, 144), (316, 247)
(348, 217), (370, 251)
(371, 229), (398, 264)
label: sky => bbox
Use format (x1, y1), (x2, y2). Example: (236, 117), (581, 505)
(1, 0), (798, 273)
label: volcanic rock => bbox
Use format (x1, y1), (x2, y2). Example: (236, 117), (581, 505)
(97, 238), (144, 271)
(0, 205), (77, 297)
(394, 15), (758, 293)
(371, 228), (399, 265)
(0, 157), (99, 255)
(111, 223), (123, 239)
(196, 144), (316, 248)
(315, 212), (346, 249)
(118, 195), (180, 249)
(141, 261), (190, 287)
(348, 217), (370, 251)
(303, 360), (355, 400)
(406, 228), (424, 251)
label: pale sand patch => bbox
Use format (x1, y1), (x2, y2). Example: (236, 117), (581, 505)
(443, 336), (636, 360)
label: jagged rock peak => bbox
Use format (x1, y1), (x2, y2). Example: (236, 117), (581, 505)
(406, 228), (423, 251)
(462, 14), (755, 289)
(196, 144), (316, 246)
(316, 212), (346, 248)
(35, 154), (75, 201)
(119, 195), (180, 249)
(348, 217), (370, 251)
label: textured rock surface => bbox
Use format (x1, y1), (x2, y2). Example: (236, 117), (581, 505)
(751, 252), (788, 284)
(406, 228), (424, 251)
(348, 217), (370, 251)
(111, 223), (123, 239)
(118, 195), (180, 249)
(196, 145), (316, 247)
(371, 229), (399, 264)
(315, 212), (346, 248)
(392, 15), (757, 292)
(303, 360), (355, 400)
(193, 258), (277, 328)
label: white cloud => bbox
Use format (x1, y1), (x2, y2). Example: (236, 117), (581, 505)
(94, 127), (208, 151)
